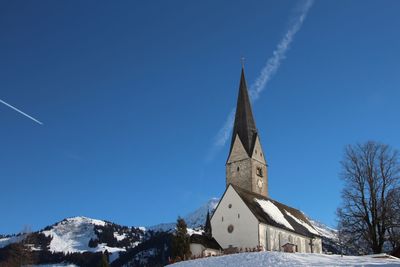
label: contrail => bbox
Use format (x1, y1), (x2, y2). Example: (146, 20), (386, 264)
(213, 0), (313, 150)
(0, 98), (43, 125)
(250, 0), (314, 101)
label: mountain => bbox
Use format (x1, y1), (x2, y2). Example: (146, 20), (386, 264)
(0, 217), (149, 266)
(40, 216), (144, 261)
(0, 198), (340, 267)
(305, 216), (341, 254)
(149, 198), (219, 232)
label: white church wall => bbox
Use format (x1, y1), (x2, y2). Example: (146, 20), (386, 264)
(258, 223), (267, 249)
(211, 186), (259, 250)
(313, 238), (322, 254)
(190, 244), (221, 258)
(263, 224), (322, 253)
(190, 243), (205, 258)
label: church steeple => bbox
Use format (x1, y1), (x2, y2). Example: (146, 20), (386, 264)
(228, 68), (258, 158)
(226, 67), (268, 197)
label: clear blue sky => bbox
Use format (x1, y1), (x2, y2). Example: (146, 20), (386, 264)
(1, 0), (400, 234)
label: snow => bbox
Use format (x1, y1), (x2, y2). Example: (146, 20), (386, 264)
(187, 228), (204, 236)
(0, 235), (22, 248)
(149, 198), (219, 232)
(42, 217), (100, 253)
(184, 198), (219, 228)
(307, 217), (338, 240)
(168, 251), (400, 267)
(41, 216), (125, 262)
(254, 198), (294, 231)
(30, 264), (78, 267)
(284, 210), (319, 235)
(114, 232), (127, 241)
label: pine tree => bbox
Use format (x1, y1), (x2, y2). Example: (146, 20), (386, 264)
(171, 217), (191, 261)
(97, 253), (109, 267)
(204, 211), (212, 237)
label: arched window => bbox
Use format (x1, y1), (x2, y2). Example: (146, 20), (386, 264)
(256, 167), (263, 177)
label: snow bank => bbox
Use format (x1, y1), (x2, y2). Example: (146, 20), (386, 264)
(168, 251), (400, 267)
(254, 199), (294, 230)
(30, 264), (78, 267)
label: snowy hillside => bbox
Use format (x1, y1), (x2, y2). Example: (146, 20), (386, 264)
(307, 217), (338, 240)
(40, 216), (138, 262)
(0, 216), (147, 265)
(184, 198), (219, 228)
(168, 251), (400, 267)
(0, 234), (24, 249)
(149, 198), (219, 232)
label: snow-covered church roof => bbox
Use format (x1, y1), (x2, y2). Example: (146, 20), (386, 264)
(230, 185), (320, 238)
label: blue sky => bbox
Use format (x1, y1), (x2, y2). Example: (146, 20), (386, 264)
(1, 0), (400, 234)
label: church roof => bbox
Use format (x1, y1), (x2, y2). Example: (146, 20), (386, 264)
(190, 234), (222, 250)
(228, 68), (258, 158)
(231, 184), (321, 238)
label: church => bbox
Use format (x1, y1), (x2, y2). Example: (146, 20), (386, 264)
(210, 68), (322, 253)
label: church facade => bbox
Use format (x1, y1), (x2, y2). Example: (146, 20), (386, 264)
(210, 68), (322, 253)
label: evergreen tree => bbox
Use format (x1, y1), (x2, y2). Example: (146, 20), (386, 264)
(171, 217), (191, 261)
(97, 253), (109, 267)
(204, 211), (212, 237)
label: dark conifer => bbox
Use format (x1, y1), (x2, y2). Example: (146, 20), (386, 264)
(204, 211), (212, 237)
(171, 217), (191, 261)
(97, 253), (109, 267)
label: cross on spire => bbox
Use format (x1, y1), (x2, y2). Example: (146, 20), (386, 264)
(241, 57), (245, 68)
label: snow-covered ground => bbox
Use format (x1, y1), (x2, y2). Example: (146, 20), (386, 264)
(29, 264), (78, 267)
(168, 251), (400, 267)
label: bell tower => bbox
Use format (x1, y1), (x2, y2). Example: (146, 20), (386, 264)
(226, 68), (268, 197)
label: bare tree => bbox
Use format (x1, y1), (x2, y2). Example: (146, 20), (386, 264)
(337, 141), (400, 254)
(387, 187), (400, 250)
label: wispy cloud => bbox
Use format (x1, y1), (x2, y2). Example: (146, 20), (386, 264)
(211, 0), (314, 154)
(0, 98), (43, 125)
(249, 0), (314, 101)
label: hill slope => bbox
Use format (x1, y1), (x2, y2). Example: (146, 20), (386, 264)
(168, 251), (400, 267)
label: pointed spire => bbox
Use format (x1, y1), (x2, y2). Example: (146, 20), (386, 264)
(229, 67), (258, 157)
